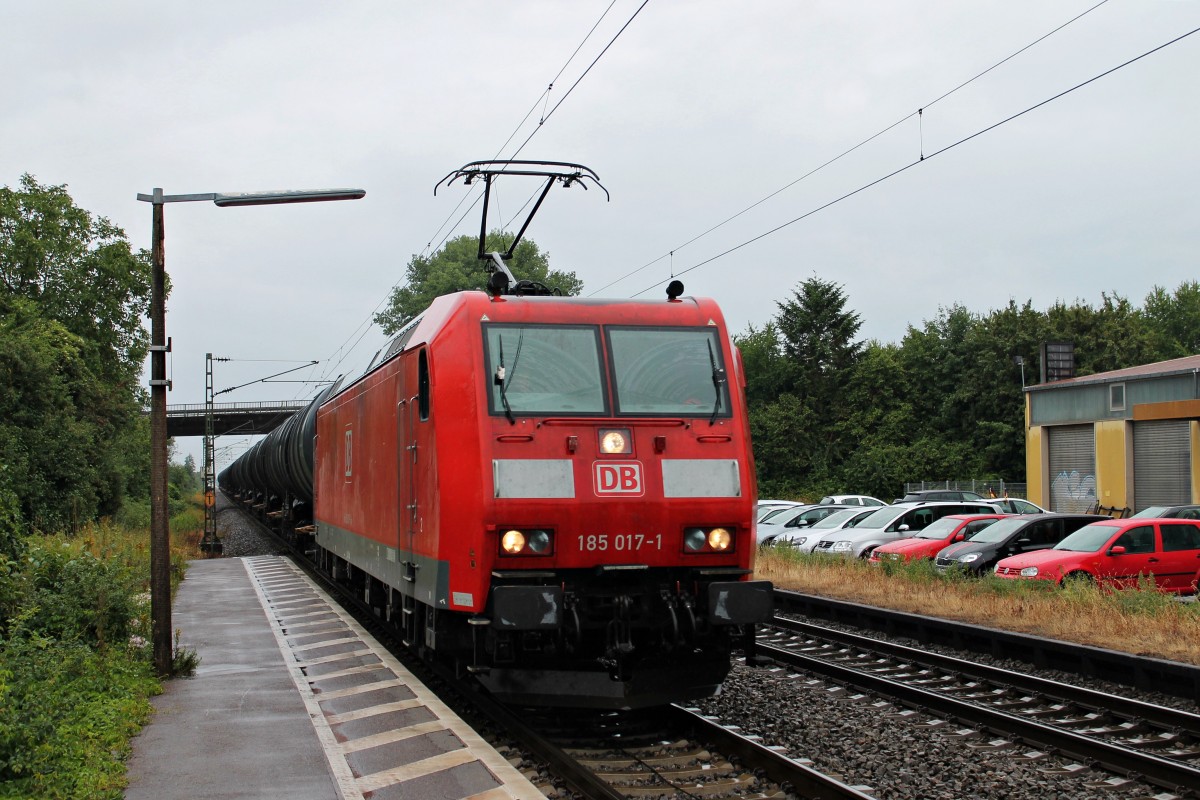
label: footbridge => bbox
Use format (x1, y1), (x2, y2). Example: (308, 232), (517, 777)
(165, 401), (308, 438)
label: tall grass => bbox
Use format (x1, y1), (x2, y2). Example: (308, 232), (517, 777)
(756, 548), (1200, 666)
(0, 495), (206, 798)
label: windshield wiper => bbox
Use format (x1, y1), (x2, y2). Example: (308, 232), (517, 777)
(494, 332), (524, 425)
(707, 339), (726, 426)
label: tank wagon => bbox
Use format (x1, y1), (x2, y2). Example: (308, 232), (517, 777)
(220, 161), (771, 709)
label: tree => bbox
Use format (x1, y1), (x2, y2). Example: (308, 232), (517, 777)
(736, 277), (864, 496)
(0, 174), (152, 387)
(0, 176), (152, 531)
(374, 232), (583, 335)
(1143, 281), (1200, 359)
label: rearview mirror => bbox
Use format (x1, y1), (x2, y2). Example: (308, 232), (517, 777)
(1108, 545), (1126, 556)
(954, 532), (965, 541)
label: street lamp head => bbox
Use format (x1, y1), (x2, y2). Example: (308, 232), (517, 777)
(138, 188), (366, 206)
(212, 188), (365, 207)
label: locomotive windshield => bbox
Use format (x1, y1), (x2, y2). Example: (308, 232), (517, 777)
(485, 324), (608, 415)
(483, 324), (731, 419)
(608, 327), (730, 418)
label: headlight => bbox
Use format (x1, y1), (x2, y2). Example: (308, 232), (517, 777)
(708, 527), (732, 551)
(831, 541), (852, 552)
(685, 527), (734, 553)
(793, 537), (807, 546)
(599, 428), (631, 454)
(1020, 566), (1039, 577)
(499, 528), (554, 556)
(957, 553), (980, 563)
(501, 529), (525, 554)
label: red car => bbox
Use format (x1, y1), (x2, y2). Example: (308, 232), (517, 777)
(868, 513), (1009, 564)
(993, 517), (1200, 593)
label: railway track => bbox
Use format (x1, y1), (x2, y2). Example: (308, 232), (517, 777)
(757, 617), (1200, 798)
(225, 496), (874, 799)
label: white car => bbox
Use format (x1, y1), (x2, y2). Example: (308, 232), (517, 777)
(818, 494), (886, 507)
(757, 504), (821, 543)
(756, 500), (800, 522)
(770, 507), (877, 552)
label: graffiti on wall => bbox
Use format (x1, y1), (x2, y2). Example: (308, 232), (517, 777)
(1050, 469), (1096, 513)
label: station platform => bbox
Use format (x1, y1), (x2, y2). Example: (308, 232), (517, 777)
(124, 556), (543, 800)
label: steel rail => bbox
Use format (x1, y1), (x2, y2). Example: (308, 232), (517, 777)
(757, 640), (1200, 796)
(669, 704), (877, 800)
(773, 589), (1200, 701)
(767, 616), (1200, 734)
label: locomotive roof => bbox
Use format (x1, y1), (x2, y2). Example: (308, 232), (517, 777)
(342, 290), (729, 396)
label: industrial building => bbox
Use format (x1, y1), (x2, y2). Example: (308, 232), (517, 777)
(1025, 354), (1200, 513)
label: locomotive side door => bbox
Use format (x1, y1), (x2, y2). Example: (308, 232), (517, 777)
(398, 347), (428, 586)
(398, 394), (418, 568)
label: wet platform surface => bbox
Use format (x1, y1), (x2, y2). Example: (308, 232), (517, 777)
(125, 556), (543, 800)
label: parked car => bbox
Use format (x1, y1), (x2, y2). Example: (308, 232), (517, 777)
(868, 514), (1009, 564)
(985, 497), (1046, 515)
(813, 502), (1000, 559)
(934, 513), (1105, 575)
(1129, 504), (1200, 520)
(994, 517), (1200, 593)
(771, 507), (877, 552)
(757, 504), (852, 545)
(818, 494), (886, 507)
(895, 489), (986, 503)
(757, 500), (800, 522)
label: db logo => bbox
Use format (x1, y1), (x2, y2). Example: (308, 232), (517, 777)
(594, 462), (644, 496)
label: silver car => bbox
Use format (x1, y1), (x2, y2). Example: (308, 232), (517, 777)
(812, 502), (1001, 559)
(771, 507), (876, 552)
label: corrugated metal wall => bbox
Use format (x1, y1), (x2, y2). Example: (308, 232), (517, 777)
(1132, 419), (1191, 511)
(1047, 424), (1096, 513)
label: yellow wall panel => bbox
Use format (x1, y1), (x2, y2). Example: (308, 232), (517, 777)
(1094, 420), (1129, 510)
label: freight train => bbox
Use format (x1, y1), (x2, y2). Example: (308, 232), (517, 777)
(219, 162), (772, 709)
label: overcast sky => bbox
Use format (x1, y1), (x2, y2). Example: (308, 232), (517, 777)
(3, 1), (1197, 469)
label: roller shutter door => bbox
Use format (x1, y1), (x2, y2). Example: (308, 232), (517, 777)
(1047, 424), (1096, 512)
(1132, 420), (1191, 512)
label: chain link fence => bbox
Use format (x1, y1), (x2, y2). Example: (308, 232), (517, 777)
(903, 480), (1028, 499)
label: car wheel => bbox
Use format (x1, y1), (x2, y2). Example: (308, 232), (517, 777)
(1060, 571), (1093, 589)
(859, 547), (875, 560)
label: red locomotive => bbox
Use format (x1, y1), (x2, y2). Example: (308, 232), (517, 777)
(220, 162), (771, 708)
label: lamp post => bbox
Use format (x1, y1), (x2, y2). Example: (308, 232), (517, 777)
(137, 187), (365, 676)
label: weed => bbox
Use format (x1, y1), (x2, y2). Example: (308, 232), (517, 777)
(170, 629), (201, 678)
(756, 548), (1200, 665)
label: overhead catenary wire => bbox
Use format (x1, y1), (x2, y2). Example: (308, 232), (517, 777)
(419, 0), (624, 261)
(311, 2), (647, 390)
(629, 23), (1200, 298)
(590, 0), (1112, 297)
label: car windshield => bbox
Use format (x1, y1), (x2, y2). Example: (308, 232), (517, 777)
(810, 508), (863, 529)
(914, 517), (962, 539)
(1130, 506), (1169, 518)
(964, 516), (1028, 543)
(1054, 523), (1119, 552)
(759, 506), (797, 523)
(607, 327), (731, 417)
(761, 506), (808, 526)
(850, 506), (904, 531)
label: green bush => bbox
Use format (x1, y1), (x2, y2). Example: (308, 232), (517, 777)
(17, 539), (142, 649)
(0, 630), (156, 799)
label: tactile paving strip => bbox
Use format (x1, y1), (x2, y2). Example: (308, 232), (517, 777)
(243, 556), (544, 800)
